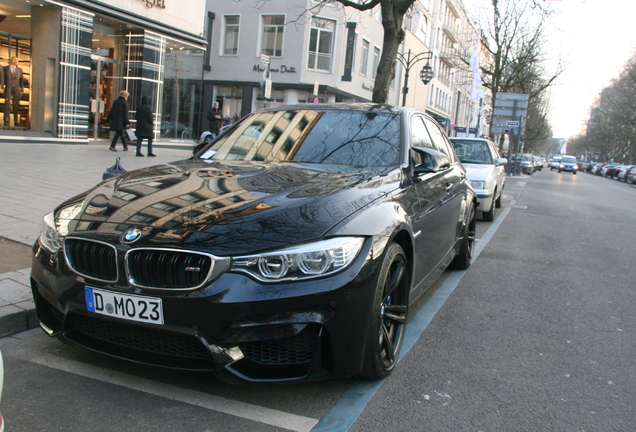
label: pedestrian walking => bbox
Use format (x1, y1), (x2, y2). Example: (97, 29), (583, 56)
(207, 101), (221, 139)
(107, 90), (130, 151)
(135, 95), (156, 157)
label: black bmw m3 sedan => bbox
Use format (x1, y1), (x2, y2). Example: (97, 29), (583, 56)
(31, 103), (476, 382)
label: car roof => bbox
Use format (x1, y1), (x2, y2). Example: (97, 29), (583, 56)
(254, 102), (412, 116)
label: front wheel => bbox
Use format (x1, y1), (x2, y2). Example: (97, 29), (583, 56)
(359, 243), (408, 380)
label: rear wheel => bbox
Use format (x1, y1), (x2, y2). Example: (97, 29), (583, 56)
(449, 201), (476, 270)
(359, 243), (408, 380)
(495, 189), (503, 208)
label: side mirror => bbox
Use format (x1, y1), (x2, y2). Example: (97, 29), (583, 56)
(497, 157), (508, 166)
(413, 147), (451, 173)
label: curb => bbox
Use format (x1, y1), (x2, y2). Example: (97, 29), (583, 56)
(0, 304), (38, 338)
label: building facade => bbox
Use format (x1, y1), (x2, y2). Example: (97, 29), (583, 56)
(201, 0), (400, 127)
(0, 0), (206, 143)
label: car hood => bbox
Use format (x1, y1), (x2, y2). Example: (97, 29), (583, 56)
(461, 163), (495, 182)
(54, 159), (399, 255)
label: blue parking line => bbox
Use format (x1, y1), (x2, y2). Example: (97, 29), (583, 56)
(311, 207), (511, 432)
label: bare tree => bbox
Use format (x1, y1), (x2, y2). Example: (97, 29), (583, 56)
(468, 0), (561, 149)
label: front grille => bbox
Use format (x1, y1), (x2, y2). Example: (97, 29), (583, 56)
(67, 314), (213, 361)
(127, 249), (213, 289)
(64, 238), (117, 282)
(239, 325), (320, 366)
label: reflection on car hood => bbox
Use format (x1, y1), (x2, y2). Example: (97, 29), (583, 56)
(54, 159), (398, 254)
(461, 163), (494, 182)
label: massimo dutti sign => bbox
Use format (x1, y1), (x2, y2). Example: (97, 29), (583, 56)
(137, 0), (166, 9)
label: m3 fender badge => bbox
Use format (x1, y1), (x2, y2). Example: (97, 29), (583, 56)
(120, 227), (143, 244)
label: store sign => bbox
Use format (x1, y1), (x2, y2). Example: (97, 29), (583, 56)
(137, 0), (166, 9)
(252, 65), (297, 74)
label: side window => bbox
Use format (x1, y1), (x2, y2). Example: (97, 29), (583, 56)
(411, 116), (436, 150)
(423, 117), (456, 162)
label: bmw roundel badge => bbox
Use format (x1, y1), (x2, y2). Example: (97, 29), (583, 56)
(120, 227), (143, 244)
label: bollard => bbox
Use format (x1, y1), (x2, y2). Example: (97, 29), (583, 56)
(102, 157), (127, 180)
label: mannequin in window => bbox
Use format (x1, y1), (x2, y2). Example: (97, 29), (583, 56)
(4, 57), (23, 127)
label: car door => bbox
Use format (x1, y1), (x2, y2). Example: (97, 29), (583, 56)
(409, 115), (463, 289)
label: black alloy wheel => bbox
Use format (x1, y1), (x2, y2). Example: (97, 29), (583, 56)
(449, 201), (476, 270)
(359, 243), (408, 380)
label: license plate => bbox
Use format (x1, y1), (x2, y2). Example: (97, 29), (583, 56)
(85, 287), (164, 325)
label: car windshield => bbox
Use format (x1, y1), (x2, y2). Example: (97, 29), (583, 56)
(198, 108), (401, 167)
(561, 157), (577, 163)
(451, 140), (493, 164)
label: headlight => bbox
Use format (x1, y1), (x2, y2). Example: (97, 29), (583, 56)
(469, 180), (485, 189)
(39, 212), (65, 253)
(231, 237), (365, 282)
(560, 164), (565, 168)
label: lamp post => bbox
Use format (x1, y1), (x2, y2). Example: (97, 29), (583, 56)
(396, 49), (434, 107)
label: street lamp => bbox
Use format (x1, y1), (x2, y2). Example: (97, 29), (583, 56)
(396, 49), (434, 106)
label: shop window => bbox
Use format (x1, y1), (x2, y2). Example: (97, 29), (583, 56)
(0, 32), (31, 129)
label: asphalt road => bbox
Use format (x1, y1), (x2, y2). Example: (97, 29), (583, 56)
(2, 169), (635, 431)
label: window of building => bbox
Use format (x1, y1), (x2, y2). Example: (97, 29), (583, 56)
(360, 39), (370, 76)
(261, 15), (284, 57)
(223, 15), (240, 55)
(372, 46), (381, 79)
(308, 18), (335, 71)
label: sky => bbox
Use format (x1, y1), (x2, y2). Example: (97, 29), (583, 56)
(465, 0), (636, 139)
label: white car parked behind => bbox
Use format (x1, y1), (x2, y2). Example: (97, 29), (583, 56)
(450, 137), (507, 221)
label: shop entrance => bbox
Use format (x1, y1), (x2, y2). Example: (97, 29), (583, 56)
(89, 55), (120, 139)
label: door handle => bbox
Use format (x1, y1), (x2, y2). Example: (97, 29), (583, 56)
(445, 183), (453, 192)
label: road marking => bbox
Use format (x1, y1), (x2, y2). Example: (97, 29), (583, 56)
(312, 207), (512, 432)
(30, 355), (318, 432)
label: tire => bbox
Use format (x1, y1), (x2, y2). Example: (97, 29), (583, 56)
(449, 201), (476, 270)
(495, 188), (503, 208)
(359, 243), (408, 380)
(483, 195), (495, 222)
(573, 171), (577, 175)
(558, 169), (561, 173)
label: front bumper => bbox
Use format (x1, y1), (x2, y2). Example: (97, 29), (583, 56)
(30, 238), (380, 382)
(473, 190), (494, 212)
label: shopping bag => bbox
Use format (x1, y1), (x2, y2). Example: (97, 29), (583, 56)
(125, 128), (137, 142)
(103, 157), (127, 180)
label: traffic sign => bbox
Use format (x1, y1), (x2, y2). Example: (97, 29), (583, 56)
(506, 120), (520, 127)
(261, 54), (270, 64)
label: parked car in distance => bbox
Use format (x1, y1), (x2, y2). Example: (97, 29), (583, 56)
(591, 162), (606, 175)
(617, 165), (635, 182)
(601, 164), (622, 179)
(450, 137), (507, 221)
(533, 156), (544, 171)
(627, 168), (636, 184)
(558, 155), (578, 174)
(31, 103), (477, 383)
(549, 156), (563, 170)
(511, 153), (535, 175)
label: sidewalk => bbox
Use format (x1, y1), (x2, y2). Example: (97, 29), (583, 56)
(0, 139), (195, 337)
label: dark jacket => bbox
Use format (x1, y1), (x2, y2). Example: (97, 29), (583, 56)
(207, 107), (221, 134)
(135, 96), (154, 139)
(107, 96), (129, 131)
